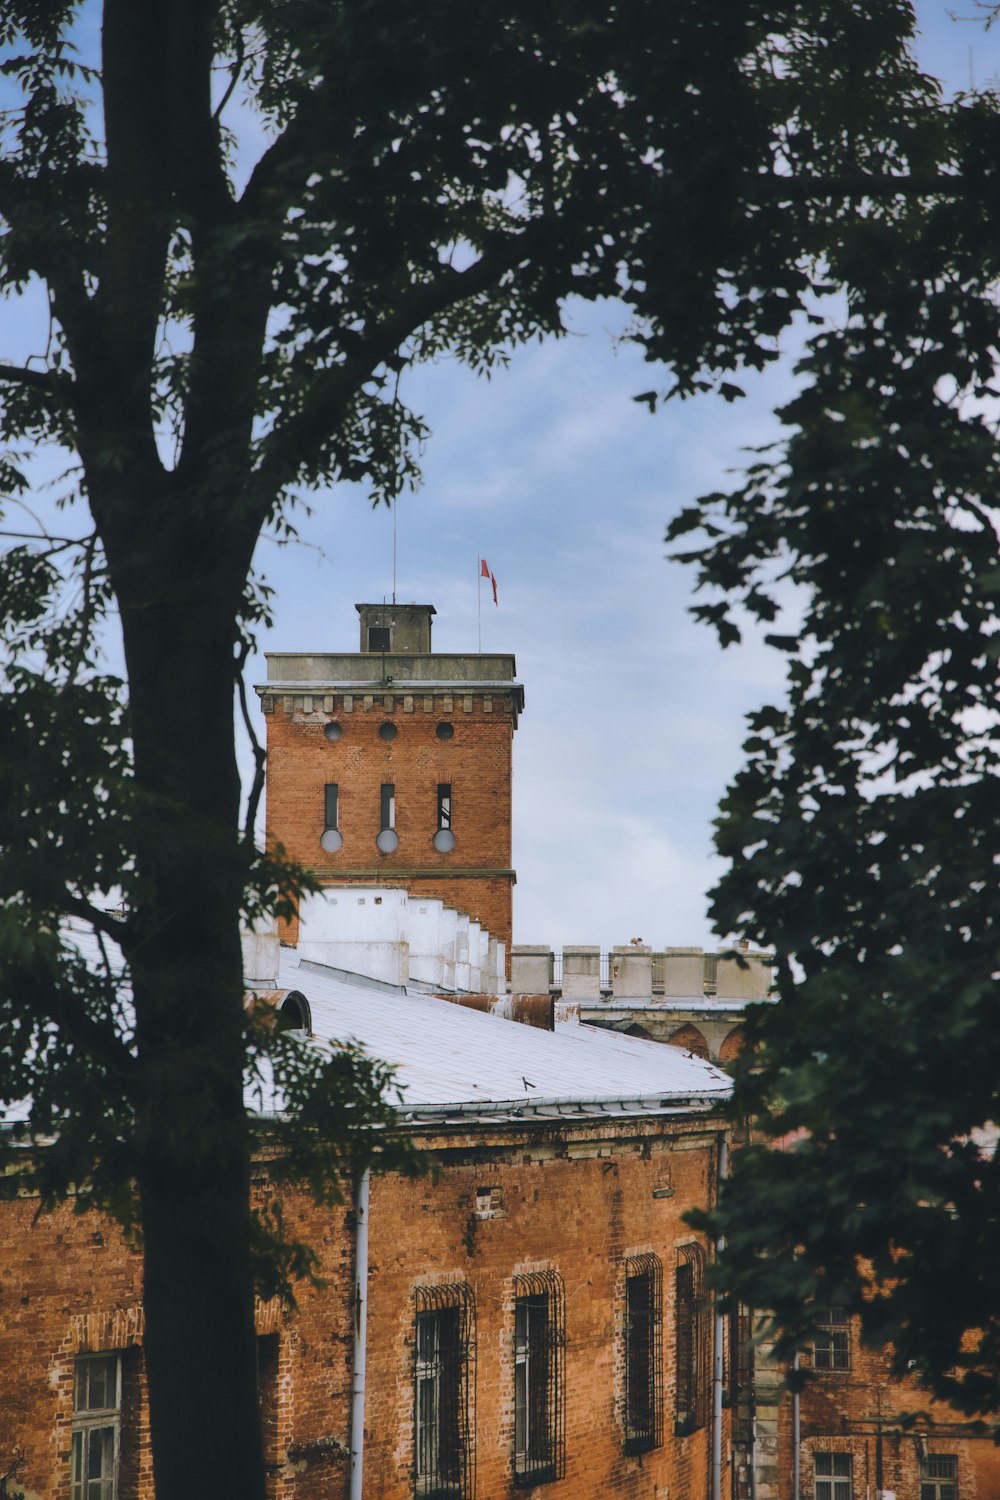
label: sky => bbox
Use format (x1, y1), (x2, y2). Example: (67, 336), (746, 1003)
(247, 3), (1000, 953)
(4, 3), (999, 956)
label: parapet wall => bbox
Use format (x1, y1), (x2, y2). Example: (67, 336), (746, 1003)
(509, 944), (774, 1002)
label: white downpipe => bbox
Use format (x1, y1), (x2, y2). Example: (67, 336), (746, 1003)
(349, 1168), (371, 1500)
(792, 1351), (801, 1500)
(712, 1133), (729, 1500)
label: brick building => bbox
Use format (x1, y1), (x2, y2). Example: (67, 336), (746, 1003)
(258, 604), (523, 957)
(751, 1307), (1000, 1500)
(509, 947), (1000, 1497)
(7, 601), (998, 1500)
(0, 931), (735, 1500)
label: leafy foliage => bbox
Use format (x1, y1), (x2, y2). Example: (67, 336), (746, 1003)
(674, 95), (1000, 1415)
(0, 0), (990, 1491)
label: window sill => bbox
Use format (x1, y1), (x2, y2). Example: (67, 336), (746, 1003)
(624, 1434), (660, 1456)
(513, 1465), (558, 1488)
(674, 1417), (705, 1438)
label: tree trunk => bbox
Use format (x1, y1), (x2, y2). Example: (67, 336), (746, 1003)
(117, 574), (266, 1500)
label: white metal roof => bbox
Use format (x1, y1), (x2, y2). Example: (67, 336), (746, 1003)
(276, 950), (731, 1119)
(1, 930), (731, 1130)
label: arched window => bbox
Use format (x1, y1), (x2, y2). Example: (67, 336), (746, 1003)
(675, 1244), (709, 1435)
(624, 1254), (663, 1453)
(414, 1283), (476, 1498)
(512, 1270), (566, 1485)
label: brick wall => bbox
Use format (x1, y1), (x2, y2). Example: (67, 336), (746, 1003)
(263, 693), (516, 954)
(751, 1313), (1000, 1500)
(0, 1113), (727, 1500)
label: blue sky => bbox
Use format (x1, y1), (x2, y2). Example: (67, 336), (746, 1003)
(252, 3), (999, 952)
(3, 3), (997, 954)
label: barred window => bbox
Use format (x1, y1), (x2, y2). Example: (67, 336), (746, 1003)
(624, 1254), (663, 1453)
(921, 1454), (958, 1500)
(675, 1244), (709, 1434)
(72, 1354), (120, 1500)
(813, 1307), (850, 1372)
(729, 1302), (755, 1450)
(414, 1284), (475, 1499)
(814, 1451), (852, 1500)
(513, 1270), (565, 1487)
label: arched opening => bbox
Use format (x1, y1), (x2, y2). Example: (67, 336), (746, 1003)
(665, 1023), (709, 1059)
(719, 1027), (746, 1063)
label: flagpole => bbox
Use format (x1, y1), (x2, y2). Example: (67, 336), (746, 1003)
(477, 556), (482, 653)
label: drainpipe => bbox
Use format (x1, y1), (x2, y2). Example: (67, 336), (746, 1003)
(349, 1168), (371, 1500)
(712, 1133), (729, 1500)
(792, 1351), (801, 1500)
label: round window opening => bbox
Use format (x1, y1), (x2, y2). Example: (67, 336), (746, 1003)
(435, 722), (454, 740)
(378, 722), (398, 741)
(320, 828), (343, 853)
(324, 722), (342, 742)
(376, 828), (399, 853)
(433, 828), (456, 853)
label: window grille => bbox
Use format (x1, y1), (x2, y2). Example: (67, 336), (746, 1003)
(675, 1244), (709, 1434)
(813, 1306), (850, 1371)
(814, 1451), (852, 1500)
(71, 1354), (121, 1500)
(921, 1454), (958, 1500)
(513, 1270), (565, 1486)
(624, 1254), (663, 1453)
(729, 1303), (755, 1450)
(414, 1283), (476, 1500)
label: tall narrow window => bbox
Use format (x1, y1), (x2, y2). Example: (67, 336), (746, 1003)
(320, 784), (342, 852)
(675, 1244), (708, 1434)
(72, 1354), (121, 1500)
(433, 784), (455, 853)
(624, 1254), (663, 1453)
(814, 1452), (852, 1500)
(414, 1284), (475, 1499)
(813, 1307), (850, 1371)
(920, 1455), (958, 1500)
(729, 1303), (755, 1450)
(513, 1270), (565, 1486)
(377, 783), (398, 852)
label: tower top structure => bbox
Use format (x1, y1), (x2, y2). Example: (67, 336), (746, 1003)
(257, 603), (523, 960)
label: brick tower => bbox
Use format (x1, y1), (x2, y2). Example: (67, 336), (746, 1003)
(257, 603), (524, 955)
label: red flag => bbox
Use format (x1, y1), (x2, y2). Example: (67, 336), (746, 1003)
(491, 570), (498, 606)
(480, 558), (490, 578)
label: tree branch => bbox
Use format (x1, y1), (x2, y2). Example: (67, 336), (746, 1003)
(236, 639), (266, 841)
(63, 897), (130, 945)
(12, 961), (136, 1079)
(0, 360), (75, 405)
(254, 242), (527, 491)
(751, 172), (966, 201)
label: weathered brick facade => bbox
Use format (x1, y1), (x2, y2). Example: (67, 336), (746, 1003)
(747, 1314), (1000, 1500)
(0, 1111), (727, 1500)
(262, 691), (517, 954)
(258, 605), (523, 958)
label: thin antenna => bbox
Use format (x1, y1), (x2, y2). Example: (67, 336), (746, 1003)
(381, 595), (388, 680)
(392, 498), (397, 606)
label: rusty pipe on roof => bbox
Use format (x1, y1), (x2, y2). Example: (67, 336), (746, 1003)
(435, 992), (554, 1029)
